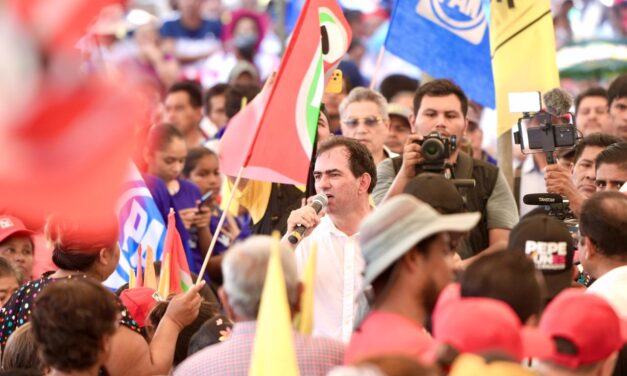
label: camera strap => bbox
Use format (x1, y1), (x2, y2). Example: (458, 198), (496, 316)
(454, 152), (474, 180)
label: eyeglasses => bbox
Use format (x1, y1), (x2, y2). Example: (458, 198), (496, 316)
(342, 116), (382, 128)
(595, 179), (625, 191)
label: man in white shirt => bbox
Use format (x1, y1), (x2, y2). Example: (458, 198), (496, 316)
(579, 191), (627, 318)
(284, 137), (375, 342)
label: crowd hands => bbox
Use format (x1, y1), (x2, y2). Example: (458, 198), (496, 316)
(1, 1), (627, 375)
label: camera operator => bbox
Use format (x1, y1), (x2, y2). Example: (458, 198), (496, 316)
(373, 79), (518, 261)
(544, 133), (620, 217)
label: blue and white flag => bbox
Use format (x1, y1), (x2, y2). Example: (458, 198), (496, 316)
(384, 0), (494, 108)
(105, 164), (166, 289)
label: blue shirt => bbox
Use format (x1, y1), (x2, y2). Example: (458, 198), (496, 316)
(160, 17), (222, 40)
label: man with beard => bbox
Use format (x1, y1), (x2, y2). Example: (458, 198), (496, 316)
(344, 195), (480, 364)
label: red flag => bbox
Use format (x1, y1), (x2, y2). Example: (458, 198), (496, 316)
(219, 0), (351, 185)
(9, 0), (127, 52)
(161, 211), (193, 294)
(0, 2), (142, 231)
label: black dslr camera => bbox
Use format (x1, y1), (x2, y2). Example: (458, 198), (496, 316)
(414, 131), (457, 173)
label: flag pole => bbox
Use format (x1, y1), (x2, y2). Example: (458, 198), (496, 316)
(195, 165), (245, 286)
(369, 46), (385, 90)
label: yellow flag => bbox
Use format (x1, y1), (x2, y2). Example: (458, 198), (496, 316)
(144, 245), (158, 290)
(157, 252), (171, 299)
(490, 0), (560, 136)
(249, 233), (299, 376)
(295, 242), (317, 335)
(128, 267), (136, 289)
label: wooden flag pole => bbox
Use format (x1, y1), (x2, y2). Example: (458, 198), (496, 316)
(195, 165), (246, 285)
(369, 46), (385, 90)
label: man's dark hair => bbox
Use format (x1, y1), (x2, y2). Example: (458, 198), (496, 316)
(460, 251), (543, 324)
(315, 136), (377, 193)
(167, 81), (203, 108)
(579, 192), (627, 259)
(573, 132), (621, 164)
(183, 146), (217, 178)
(2, 323), (41, 373)
(595, 142), (627, 171)
(413, 79), (468, 117)
(574, 87), (608, 113)
(608, 74), (627, 107)
(31, 279), (118, 373)
(379, 74), (419, 103)
(204, 83), (230, 115)
(146, 123), (185, 156)
(224, 83), (261, 120)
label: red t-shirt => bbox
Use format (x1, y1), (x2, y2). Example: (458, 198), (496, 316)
(344, 311), (435, 365)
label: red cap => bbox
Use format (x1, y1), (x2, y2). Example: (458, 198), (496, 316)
(539, 288), (627, 368)
(120, 287), (157, 328)
(433, 296), (554, 361)
(0, 215), (34, 243)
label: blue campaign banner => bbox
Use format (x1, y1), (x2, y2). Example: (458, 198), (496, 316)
(104, 164), (166, 289)
(384, 0), (494, 108)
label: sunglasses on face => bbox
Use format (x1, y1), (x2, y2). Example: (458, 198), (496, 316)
(595, 179), (625, 190)
(342, 116), (382, 128)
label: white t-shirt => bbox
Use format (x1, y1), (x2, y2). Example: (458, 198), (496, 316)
(587, 265), (627, 318)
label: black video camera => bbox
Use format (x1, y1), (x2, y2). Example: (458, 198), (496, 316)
(414, 131), (457, 173)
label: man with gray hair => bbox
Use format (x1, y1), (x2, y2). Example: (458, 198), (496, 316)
(174, 236), (345, 376)
(340, 87), (396, 165)
(344, 195), (480, 364)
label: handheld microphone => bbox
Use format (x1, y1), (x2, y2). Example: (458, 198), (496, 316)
(288, 193), (328, 244)
(523, 193), (564, 206)
(543, 88), (573, 117)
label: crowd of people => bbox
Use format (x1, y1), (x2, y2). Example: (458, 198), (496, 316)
(1, 0), (627, 375)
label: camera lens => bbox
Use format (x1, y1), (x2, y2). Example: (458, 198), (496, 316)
(422, 138), (444, 160)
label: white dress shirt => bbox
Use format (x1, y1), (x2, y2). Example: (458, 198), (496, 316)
(295, 215), (366, 343)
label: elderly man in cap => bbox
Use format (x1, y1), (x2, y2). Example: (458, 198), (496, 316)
(344, 194), (480, 364)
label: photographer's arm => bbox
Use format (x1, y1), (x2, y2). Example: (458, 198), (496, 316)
(544, 164), (585, 217)
(379, 136), (424, 203)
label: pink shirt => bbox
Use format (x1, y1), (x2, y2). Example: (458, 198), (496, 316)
(344, 311), (435, 365)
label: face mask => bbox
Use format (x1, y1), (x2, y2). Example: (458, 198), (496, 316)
(233, 34), (258, 50)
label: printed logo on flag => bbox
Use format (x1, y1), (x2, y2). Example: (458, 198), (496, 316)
(525, 240), (568, 271)
(415, 0), (487, 45)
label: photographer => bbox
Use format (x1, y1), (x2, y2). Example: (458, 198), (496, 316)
(544, 133), (620, 216)
(373, 79), (518, 260)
